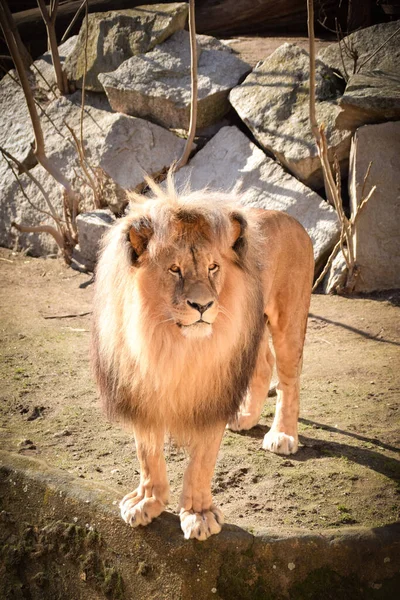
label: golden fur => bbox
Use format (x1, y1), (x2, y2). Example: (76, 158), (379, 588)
(91, 175), (314, 540)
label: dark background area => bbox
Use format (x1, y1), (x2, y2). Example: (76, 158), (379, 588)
(4, 1), (399, 61)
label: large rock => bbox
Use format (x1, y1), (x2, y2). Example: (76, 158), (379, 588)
(74, 209), (116, 271)
(339, 71), (400, 123)
(64, 3), (188, 92)
(172, 126), (340, 266)
(323, 250), (347, 294)
(99, 30), (250, 130)
(319, 21), (400, 126)
(318, 21), (400, 80)
(349, 121), (400, 292)
(0, 36), (79, 193)
(0, 71), (34, 182)
(229, 43), (353, 189)
(0, 93), (188, 256)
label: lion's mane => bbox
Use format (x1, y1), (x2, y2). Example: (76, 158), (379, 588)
(91, 180), (266, 444)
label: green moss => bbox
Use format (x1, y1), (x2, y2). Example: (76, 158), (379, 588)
(1, 520), (125, 599)
(289, 568), (400, 600)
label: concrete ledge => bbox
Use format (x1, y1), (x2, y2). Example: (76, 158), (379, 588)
(0, 451), (399, 599)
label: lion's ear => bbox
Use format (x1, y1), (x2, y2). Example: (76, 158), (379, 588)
(230, 212), (247, 258)
(129, 218), (153, 259)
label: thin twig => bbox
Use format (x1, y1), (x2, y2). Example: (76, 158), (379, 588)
(0, 145), (64, 229)
(0, 3), (78, 207)
(80, 1), (89, 162)
(360, 161), (372, 201)
(1, 69), (69, 143)
(31, 61), (58, 98)
(64, 121), (100, 210)
(312, 239), (341, 292)
(173, 0), (197, 171)
(335, 18), (349, 82)
(307, 3), (335, 206)
(61, 0), (86, 42)
(37, 0), (69, 94)
(0, 147), (63, 223)
(352, 185), (376, 227)
(0, 0), (32, 68)
(43, 311), (92, 319)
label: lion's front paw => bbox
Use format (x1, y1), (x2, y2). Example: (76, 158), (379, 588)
(180, 505), (224, 541)
(262, 430), (298, 455)
(227, 412), (259, 431)
(120, 490), (165, 527)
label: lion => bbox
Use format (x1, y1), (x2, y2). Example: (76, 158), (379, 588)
(91, 175), (314, 541)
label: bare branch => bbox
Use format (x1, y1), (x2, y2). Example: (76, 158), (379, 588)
(0, 68), (68, 143)
(37, 0), (69, 94)
(0, 13), (81, 212)
(64, 121), (101, 211)
(0, 145), (63, 229)
(44, 311), (92, 319)
(80, 1), (89, 157)
(360, 161), (372, 201)
(352, 185), (376, 227)
(173, 0), (197, 171)
(61, 0), (86, 43)
(312, 238), (341, 292)
(0, 146), (63, 223)
(0, 0), (32, 68)
(12, 221), (65, 251)
(307, 2), (335, 206)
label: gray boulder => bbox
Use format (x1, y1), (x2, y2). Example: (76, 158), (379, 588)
(340, 71), (400, 123)
(99, 30), (250, 130)
(172, 126), (340, 267)
(323, 250), (347, 294)
(229, 43), (353, 189)
(0, 71), (34, 183)
(0, 36), (79, 193)
(65, 3), (188, 92)
(349, 121), (400, 292)
(319, 21), (400, 126)
(0, 93), (188, 255)
(74, 209), (115, 271)
(318, 21), (400, 80)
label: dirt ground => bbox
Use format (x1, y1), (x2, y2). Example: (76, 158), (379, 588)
(0, 247), (399, 535)
(225, 35), (332, 67)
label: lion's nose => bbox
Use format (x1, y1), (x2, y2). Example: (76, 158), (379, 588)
(187, 300), (214, 315)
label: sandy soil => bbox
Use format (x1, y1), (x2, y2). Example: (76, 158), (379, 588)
(224, 35), (332, 67)
(0, 248), (399, 534)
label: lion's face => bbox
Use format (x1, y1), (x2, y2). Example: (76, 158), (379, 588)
(152, 240), (224, 339)
(128, 207), (245, 340)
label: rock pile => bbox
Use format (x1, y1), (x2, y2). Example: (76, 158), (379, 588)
(0, 4), (398, 290)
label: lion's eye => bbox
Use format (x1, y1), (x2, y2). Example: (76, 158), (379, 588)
(209, 263), (219, 273)
(169, 265), (181, 275)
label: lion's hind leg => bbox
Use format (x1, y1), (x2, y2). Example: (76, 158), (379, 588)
(120, 427), (169, 528)
(227, 325), (273, 431)
(262, 306), (309, 456)
(179, 424), (225, 540)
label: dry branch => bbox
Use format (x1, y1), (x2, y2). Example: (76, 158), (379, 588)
(37, 0), (69, 95)
(0, 0), (32, 68)
(308, 0), (375, 294)
(0, 1), (83, 262)
(173, 0), (197, 171)
(12, 221), (65, 251)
